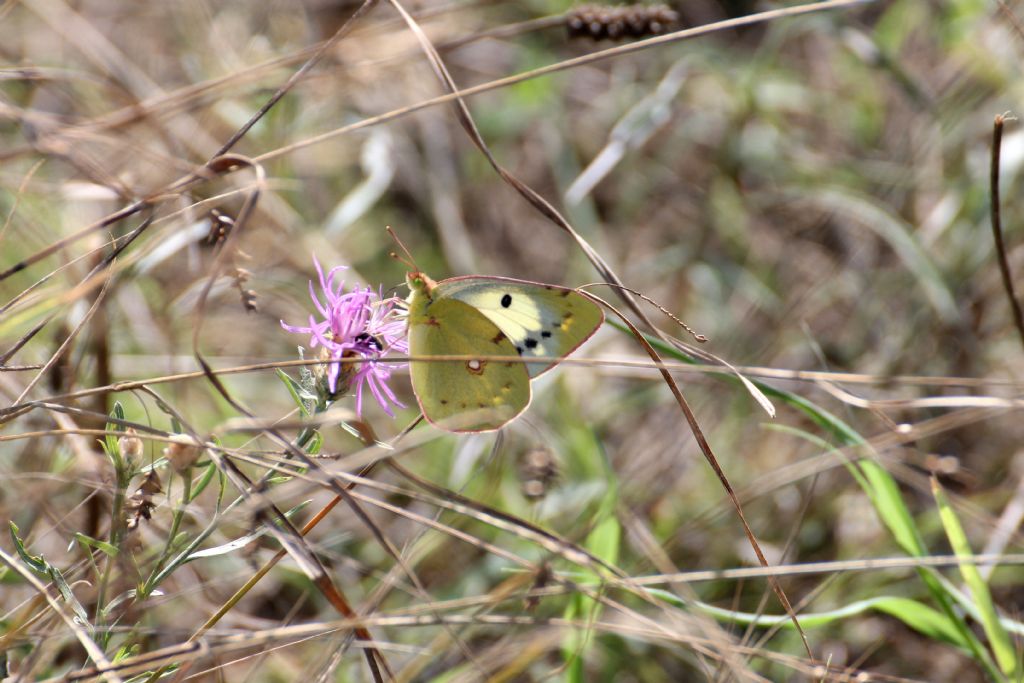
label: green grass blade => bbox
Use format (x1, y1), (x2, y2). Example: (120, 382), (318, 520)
(561, 448), (621, 683)
(933, 479), (1017, 679)
(658, 590), (971, 649)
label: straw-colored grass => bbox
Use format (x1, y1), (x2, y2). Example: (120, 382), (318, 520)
(1, 0), (1023, 680)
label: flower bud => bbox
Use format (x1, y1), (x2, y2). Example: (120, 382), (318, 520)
(163, 434), (202, 473)
(118, 427), (144, 468)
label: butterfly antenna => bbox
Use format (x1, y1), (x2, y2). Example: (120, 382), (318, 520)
(386, 226), (419, 271)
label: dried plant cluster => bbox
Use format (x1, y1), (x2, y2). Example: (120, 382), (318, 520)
(1, 1), (1023, 681)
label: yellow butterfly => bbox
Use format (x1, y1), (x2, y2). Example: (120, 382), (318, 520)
(406, 271), (604, 432)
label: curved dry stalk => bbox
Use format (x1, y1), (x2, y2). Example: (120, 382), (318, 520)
(989, 113), (1024, 351)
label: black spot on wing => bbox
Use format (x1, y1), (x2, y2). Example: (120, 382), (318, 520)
(541, 331), (552, 339)
(501, 293), (512, 308)
(515, 345), (524, 355)
(525, 338), (538, 349)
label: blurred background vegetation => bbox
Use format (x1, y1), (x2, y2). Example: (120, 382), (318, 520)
(1, 0), (1023, 680)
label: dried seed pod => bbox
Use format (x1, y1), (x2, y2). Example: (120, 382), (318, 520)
(164, 434), (202, 473)
(567, 4), (680, 41)
(232, 268), (259, 313)
(205, 209), (234, 246)
(126, 469), (163, 531)
(519, 448), (560, 500)
(118, 427), (144, 468)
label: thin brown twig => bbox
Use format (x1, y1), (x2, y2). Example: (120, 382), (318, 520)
(990, 113), (1024, 351)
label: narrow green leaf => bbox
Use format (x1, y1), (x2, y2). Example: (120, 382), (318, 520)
(860, 459), (925, 557)
(306, 430), (323, 456)
(276, 369), (312, 417)
(189, 461), (218, 503)
(673, 591), (970, 649)
(112, 642), (140, 663)
(74, 533), (119, 558)
(9, 522), (47, 574)
(561, 476), (620, 683)
(104, 402), (127, 470)
(933, 479), (1017, 678)
(587, 514), (620, 567)
(215, 465), (227, 509)
(47, 565), (89, 623)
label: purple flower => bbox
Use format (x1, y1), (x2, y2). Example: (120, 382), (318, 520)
(281, 256), (407, 417)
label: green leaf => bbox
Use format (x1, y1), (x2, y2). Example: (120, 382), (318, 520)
(215, 466), (227, 510)
(859, 459), (925, 557)
(933, 479), (1017, 678)
(586, 514), (620, 568)
(74, 533), (119, 558)
(47, 564), (89, 624)
(9, 522), (47, 574)
(873, 597), (978, 650)
(277, 369), (312, 417)
(104, 402), (127, 470)
(189, 461), (218, 503)
(561, 473), (620, 683)
(306, 429), (323, 457)
(650, 590), (971, 650)
(112, 642), (141, 663)
(10, 524), (91, 624)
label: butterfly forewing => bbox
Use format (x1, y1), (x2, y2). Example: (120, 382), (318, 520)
(434, 277), (604, 378)
(407, 296), (532, 432)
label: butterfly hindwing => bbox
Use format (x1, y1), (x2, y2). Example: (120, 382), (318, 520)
(433, 276), (604, 378)
(407, 296), (532, 432)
